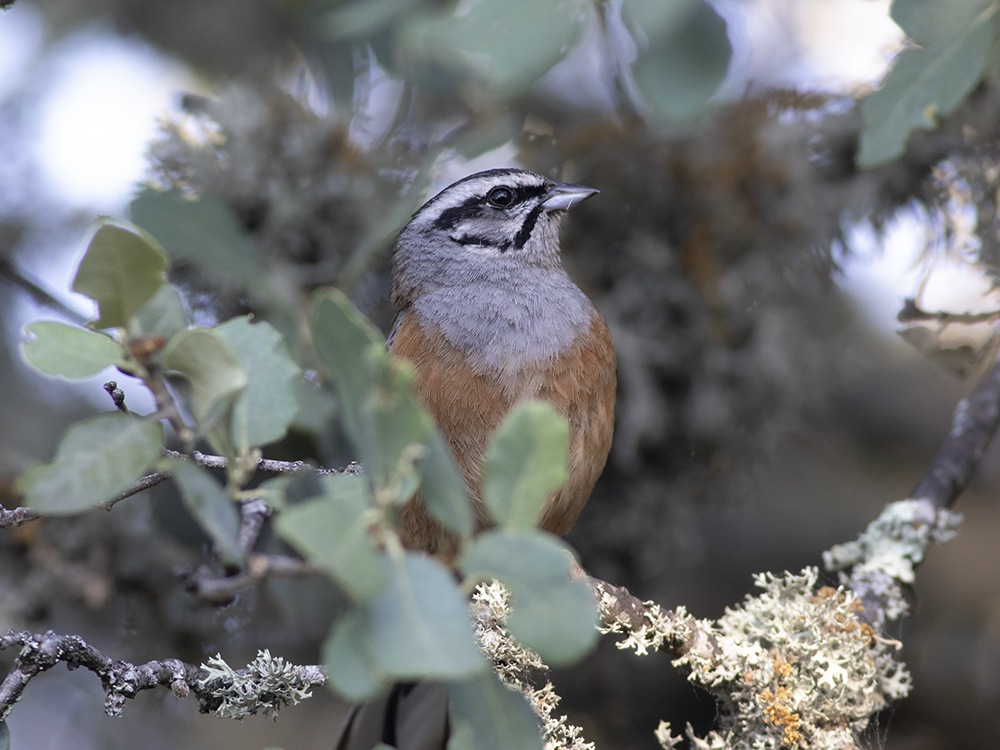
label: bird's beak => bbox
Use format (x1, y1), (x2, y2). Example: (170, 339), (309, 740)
(541, 182), (599, 211)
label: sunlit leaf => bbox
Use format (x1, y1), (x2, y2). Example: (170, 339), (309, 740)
(73, 220), (169, 329)
(216, 316), (301, 449)
(161, 327), (246, 435)
(447, 672), (544, 750)
(462, 530), (597, 666)
(624, 0), (731, 121)
(274, 473), (386, 600)
(130, 283), (188, 340)
(858, 0), (997, 167)
(482, 401), (568, 530)
(16, 414), (162, 515)
(161, 457), (243, 565)
(20, 321), (126, 378)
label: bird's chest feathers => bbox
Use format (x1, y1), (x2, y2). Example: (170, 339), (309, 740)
(410, 281), (592, 382)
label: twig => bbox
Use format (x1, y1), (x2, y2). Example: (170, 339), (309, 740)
(0, 256), (89, 326)
(897, 297), (1000, 326)
(103, 380), (130, 415)
(238, 499), (274, 554)
(909, 350), (1000, 509)
(180, 554), (324, 606)
(0, 505), (40, 529)
(5, 451), (359, 526)
(0, 630), (324, 721)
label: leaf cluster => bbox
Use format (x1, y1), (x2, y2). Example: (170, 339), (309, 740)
(15, 222), (599, 748)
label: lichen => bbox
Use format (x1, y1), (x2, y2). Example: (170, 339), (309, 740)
(199, 649), (321, 720)
(471, 581), (594, 750)
(823, 498), (962, 585)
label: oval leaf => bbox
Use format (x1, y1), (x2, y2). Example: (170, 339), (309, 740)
(461, 530), (597, 666)
(130, 283), (188, 339)
(216, 316), (302, 449)
(21, 321), (126, 378)
(73, 220), (169, 329)
(161, 457), (243, 565)
(16, 414), (163, 515)
(858, 0), (996, 167)
(322, 609), (391, 701)
(129, 191), (265, 294)
(482, 401), (568, 530)
(161, 327), (247, 430)
(274, 473), (386, 600)
(362, 552), (485, 679)
(447, 673), (544, 750)
(625, 0), (731, 121)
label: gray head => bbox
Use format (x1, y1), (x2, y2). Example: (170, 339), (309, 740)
(391, 168), (597, 309)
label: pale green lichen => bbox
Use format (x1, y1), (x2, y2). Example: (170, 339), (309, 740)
(677, 568), (910, 749)
(199, 649), (323, 720)
(823, 498), (962, 585)
(471, 581), (594, 750)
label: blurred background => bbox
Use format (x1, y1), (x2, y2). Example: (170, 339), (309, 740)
(2, 0), (1000, 747)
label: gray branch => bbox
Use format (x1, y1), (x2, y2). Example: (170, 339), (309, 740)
(0, 630), (324, 721)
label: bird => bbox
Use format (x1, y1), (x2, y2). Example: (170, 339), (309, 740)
(387, 167), (616, 556)
(335, 168), (616, 750)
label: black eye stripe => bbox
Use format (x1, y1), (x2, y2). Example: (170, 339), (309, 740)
(430, 183), (549, 230)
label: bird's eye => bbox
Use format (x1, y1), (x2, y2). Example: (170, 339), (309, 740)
(487, 187), (516, 208)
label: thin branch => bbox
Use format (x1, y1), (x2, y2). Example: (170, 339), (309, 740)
(0, 630), (324, 721)
(897, 297), (1000, 326)
(179, 553), (324, 606)
(0, 256), (90, 326)
(910, 348), (1000, 509)
(0, 505), (40, 529)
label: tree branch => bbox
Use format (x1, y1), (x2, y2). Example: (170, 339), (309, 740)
(0, 631), (324, 721)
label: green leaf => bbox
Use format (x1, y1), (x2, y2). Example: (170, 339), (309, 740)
(130, 283), (188, 339)
(161, 457), (243, 565)
(0, 718), (10, 750)
(129, 191), (268, 293)
(447, 672), (544, 750)
(215, 316), (302, 449)
(322, 609), (390, 701)
(73, 219), (169, 329)
(858, 0), (998, 167)
(398, 0), (580, 94)
(419, 429), (474, 538)
(320, 0), (422, 40)
(364, 552), (485, 680)
(311, 290), (472, 533)
(274, 473), (386, 600)
(461, 530), (597, 666)
(310, 288), (385, 405)
(20, 321), (126, 378)
(161, 327), (246, 441)
(291, 379), (338, 434)
(482, 401), (568, 530)
(15, 414), (163, 515)
(624, 0), (731, 121)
